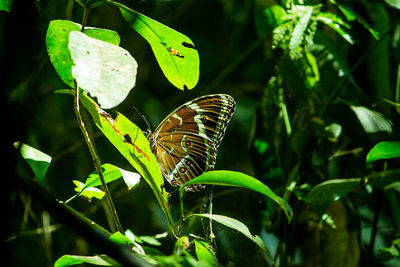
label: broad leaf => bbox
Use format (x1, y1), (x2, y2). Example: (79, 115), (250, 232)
(306, 178), (361, 213)
(384, 0), (400, 9)
(120, 6), (199, 90)
(54, 255), (117, 267)
(64, 91), (174, 236)
(46, 20), (120, 88)
(194, 240), (218, 266)
(73, 180), (105, 201)
(366, 141), (400, 163)
(69, 31), (137, 109)
(350, 105), (392, 133)
(180, 170), (293, 222)
(14, 142), (52, 182)
(0, 0), (13, 12)
(187, 214), (276, 266)
(83, 163), (140, 191)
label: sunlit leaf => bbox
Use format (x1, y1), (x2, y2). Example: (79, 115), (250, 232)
(317, 12), (354, 44)
(180, 170), (293, 222)
(366, 141), (400, 163)
(83, 163), (140, 191)
(68, 31), (137, 109)
(73, 180), (105, 201)
(384, 0), (400, 9)
(194, 240), (218, 266)
(0, 0), (13, 12)
(108, 232), (135, 246)
(58, 90), (174, 236)
(14, 142), (52, 182)
(337, 5), (379, 39)
(120, 6), (199, 90)
(350, 105), (392, 133)
(54, 255), (117, 267)
(46, 20), (120, 88)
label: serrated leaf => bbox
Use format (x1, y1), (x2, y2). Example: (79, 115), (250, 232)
(180, 170), (293, 222)
(187, 214), (275, 266)
(68, 31), (137, 109)
(120, 7), (199, 90)
(366, 141), (400, 163)
(14, 142), (52, 182)
(46, 20), (120, 88)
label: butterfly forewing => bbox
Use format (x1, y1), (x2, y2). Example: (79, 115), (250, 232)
(149, 94), (236, 191)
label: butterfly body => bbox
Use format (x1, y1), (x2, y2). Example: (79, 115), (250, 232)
(148, 94), (236, 191)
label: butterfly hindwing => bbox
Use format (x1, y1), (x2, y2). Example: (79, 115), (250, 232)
(149, 94), (236, 191)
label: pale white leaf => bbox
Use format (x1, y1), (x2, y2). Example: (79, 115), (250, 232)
(68, 31), (137, 109)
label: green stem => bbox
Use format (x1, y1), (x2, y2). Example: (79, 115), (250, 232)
(81, 5), (90, 32)
(279, 87), (292, 136)
(321, 19), (400, 117)
(73, 81), (124, 234)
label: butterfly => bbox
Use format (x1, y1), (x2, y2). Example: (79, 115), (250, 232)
(148, 94), (236, 192)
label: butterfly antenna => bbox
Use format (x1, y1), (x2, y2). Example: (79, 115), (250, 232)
(132, 106), (152, 137)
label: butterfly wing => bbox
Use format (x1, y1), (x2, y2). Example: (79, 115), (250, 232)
(149, 94), (236, 191)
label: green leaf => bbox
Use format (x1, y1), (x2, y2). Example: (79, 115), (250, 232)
(187, 214), (275, 266)
(73, 180), (105, 201)
(14, 142), (52, 182)
(54, 254), (117, 267)
(254, 4), (287, 38)
(68, 31), (137, 109)
(317, 12), (354, 44)
(120, 6), (199, 90)
(83, 163), (140, 191)
(108, 232), (135, 246)
(350, 105), (393, 133)
(180, 170), (293, 222)
(384, 0), (400, 9)
(0, 0), (13, 12)
(194, 240), (218, 266)
(337, 5), (380, 39)
(71, 91), (174, 236)
(289, 5), (314, 58)
(46, 20), (120, 88)
(305, 178), (361, 213)
(366, 141), (400, 163)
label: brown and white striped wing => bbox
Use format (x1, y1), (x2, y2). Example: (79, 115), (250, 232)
(149, 94), (236, 191)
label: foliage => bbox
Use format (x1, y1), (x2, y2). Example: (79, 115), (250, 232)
(5, 0), (400, 266)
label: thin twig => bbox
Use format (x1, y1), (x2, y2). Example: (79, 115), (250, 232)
(73, 81), (123, 233)
(321, 19), (400, 117)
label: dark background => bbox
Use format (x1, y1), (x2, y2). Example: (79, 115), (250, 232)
(3, 0), (400, 266)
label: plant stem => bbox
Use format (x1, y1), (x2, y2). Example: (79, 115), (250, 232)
(73, 81), (124, 233)
(81, 5), (90, 32)
(321, 19), (400, 117)
(369, 190), (383, 254)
